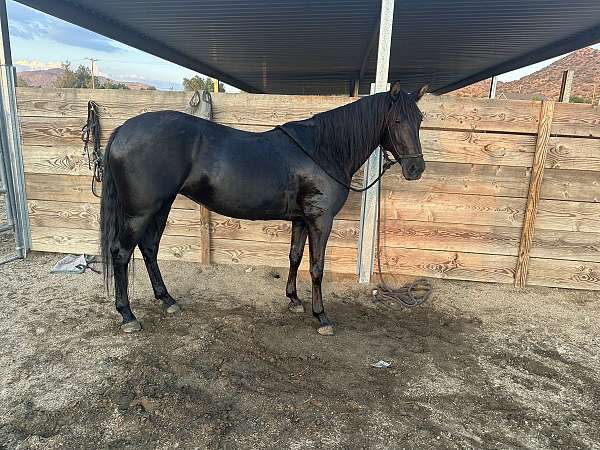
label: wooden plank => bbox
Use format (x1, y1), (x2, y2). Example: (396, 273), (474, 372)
(531, 229), (600, 263)
(528, 258), (600, 290)
(419, 95), (541, 134)
(16, 87), (189, 118)
(536, 199), (600, 233)
(212, 93), (353, 126)
(420, 129), (536, 167)
(19, 116), (123, 146)
(540, 169), (600, 202)
(382, 220), (600, 263)
(28, 199), (202, 238)
(376, 247), (516, 284)
(515, 100), (555, 287)
(381, 162), (531, 198)
(25, 173), (197, 209)
(211, 238), (357, 273)
(552, 102), (600, 138)
(211, 214), (358, 247)
(26, 199), (359, 247)
(30, 226), (204, 262)
(382, 190), (600, 233)
(382, 191), (527, 228)
(381, 221), (520, 256)
(213, 92), (543, 134)
(16, 88), (600, 138)
(546, 136), (600, 171)
(23, 145), (90, 176)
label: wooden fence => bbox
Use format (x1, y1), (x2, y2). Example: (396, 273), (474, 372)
(16, 87), (600, 290)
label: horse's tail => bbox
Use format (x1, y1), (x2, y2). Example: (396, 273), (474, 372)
(100, 126), (123, 293)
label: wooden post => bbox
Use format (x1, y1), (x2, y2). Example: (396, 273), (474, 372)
(185, 90), (213, 264)
(514, 100), (555, 287)
(213, 78), (219, 94)
(357, 0), (394, 283)
(559, 70), (574, 102)
(489, 76), (498, 99)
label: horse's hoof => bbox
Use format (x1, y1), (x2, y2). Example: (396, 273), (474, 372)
(317, 324), (335, 336)
(288, 301), (305, 313)
(121, 320), (142, 333)
(165, 303), (182, 314)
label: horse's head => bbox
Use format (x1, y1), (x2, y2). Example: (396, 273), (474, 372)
(381, 81), (428, 181)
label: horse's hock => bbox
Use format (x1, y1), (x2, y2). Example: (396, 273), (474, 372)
(17, 87), (600, 291)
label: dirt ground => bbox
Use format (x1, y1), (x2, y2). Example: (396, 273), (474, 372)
(0, 195), (17, 263)
(1, 248), (599, 450)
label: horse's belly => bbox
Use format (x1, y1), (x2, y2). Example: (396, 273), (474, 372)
(181, 173), (294, 221)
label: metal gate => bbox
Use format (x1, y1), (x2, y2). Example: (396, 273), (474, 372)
(1, 3), (29, 265)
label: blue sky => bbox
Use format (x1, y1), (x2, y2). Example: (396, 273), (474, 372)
(6, 0), (599, 91)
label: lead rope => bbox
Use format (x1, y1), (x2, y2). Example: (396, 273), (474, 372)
(82, 100), (103, 198)
(372, 157), (432, 308)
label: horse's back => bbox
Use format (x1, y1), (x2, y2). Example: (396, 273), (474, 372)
(108, 111), (204, 213)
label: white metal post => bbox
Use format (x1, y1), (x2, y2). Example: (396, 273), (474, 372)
(0, 0), (30, 259)
(357, 0), (394, 283)
(489, 76), (498, 99)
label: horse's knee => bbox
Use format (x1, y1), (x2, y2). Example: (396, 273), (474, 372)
(289, 249), (302, 267)
(310, 262), (323, 283)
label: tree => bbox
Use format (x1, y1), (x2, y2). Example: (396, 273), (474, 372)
(182, 75), (225, 92)
(16, 75), (30, 87)
(54, 62), (91, 88)
(569, 95), (591, 104)
(53, 62), (129, 89)
(99, 79), (129, 90)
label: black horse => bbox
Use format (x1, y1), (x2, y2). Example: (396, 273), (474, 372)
(100, 81), (428, 335)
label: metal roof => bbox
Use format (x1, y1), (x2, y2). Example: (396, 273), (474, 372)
(15, 0), (600, 95)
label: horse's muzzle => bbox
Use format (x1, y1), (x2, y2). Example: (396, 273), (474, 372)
(401, 157), (425, 181)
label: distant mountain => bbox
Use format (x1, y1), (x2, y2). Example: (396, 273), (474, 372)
(451, 47), (600, 103)
(16, 67), (64, 88)
(16, 67), (157, 90)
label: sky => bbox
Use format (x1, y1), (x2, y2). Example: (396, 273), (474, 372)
(6, 0), (600, 91)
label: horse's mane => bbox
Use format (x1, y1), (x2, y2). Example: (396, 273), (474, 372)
(310, 91), (404, 179)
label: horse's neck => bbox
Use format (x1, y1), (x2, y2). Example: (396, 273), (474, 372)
(313, 93), (389, 180)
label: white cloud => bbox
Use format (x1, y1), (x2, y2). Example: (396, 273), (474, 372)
(14, 59), (62, 70)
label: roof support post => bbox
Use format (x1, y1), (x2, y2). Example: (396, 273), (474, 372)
(0, 0), (30, 259)
(489, 76), (498, 99)
(351, 79), (360, 97)
(357, 0), (394, 284)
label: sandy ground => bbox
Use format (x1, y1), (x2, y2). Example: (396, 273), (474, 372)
(1, 247), (599, 449)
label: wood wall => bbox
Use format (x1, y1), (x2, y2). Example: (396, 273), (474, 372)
(16, 88), (600, 289)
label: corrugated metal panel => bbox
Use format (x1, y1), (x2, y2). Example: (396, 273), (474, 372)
(15, 0), (600, 94)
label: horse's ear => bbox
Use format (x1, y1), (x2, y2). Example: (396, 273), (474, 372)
(389, 81), (402, 101)
(415, 84), (429, 102)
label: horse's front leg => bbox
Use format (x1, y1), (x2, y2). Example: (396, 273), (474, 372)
(286, 219), (308, 313)
(306, 214), (334, 336)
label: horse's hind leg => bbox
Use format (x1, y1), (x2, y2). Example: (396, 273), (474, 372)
(138, 201), (181, 314)
(286, 219), (308, 313)
(112, 213), (153, 332)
